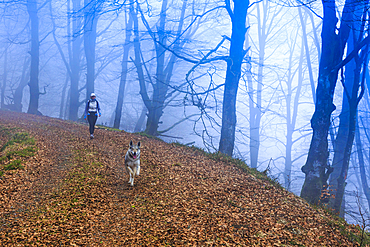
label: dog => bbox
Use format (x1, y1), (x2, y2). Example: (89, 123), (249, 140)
(125, 140), (141, 186)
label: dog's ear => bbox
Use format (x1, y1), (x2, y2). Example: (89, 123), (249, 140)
(137, 141), (141, 148)
(129, 140), (133, 147)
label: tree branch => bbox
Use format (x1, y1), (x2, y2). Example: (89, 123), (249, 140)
(225, 0), (234, 20)
(158, 113), (200, 134)
(156, 38), (229, 65)
(332, 35), (370, 73)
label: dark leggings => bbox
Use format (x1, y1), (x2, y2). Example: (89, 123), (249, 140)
(87, 114), (98, 134)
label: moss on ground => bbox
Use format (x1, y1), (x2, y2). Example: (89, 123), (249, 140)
(0, 128), (37, 173)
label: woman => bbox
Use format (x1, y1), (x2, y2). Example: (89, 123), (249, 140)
(84, 93), (101, 139)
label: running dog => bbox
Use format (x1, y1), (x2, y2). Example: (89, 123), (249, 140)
(125, 140), (141, 186)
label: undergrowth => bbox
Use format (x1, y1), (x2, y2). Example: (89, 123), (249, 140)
(0, 127), (37, 175)
(313, 204), (370, 246)
(4, 160), (24, 170)
(137, 132), (163, 141)
(1, 132), (35, 151)
(95, 124), (121, 132)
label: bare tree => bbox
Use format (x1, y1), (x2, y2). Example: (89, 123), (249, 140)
(328, 8), (369, 214)
(84, 0), (101, 101)
(69, 0), (84, 120)
(299, 6), (318, 104)
(218, 0), (249, 156)
(1, 45), (7, 109)
(50, 0), (83, 121)
(26, 0), (40, 115)
(134, 104), (147, 132)
(247, 0), (284, 166)
(301, 0), (369, 205)
(356, 118), (370, 212)
(12, 57), (30, 112)
(281, 25), (304, 191)
(113, 6), (133, 129)
(132, 0), (192, 136)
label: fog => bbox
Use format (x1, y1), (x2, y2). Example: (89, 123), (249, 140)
(1, 0), (370, 225)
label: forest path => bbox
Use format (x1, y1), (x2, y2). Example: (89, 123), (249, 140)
(0, 111), (364, 246)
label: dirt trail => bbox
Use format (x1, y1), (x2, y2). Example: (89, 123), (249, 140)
(0, 111), (365, 246)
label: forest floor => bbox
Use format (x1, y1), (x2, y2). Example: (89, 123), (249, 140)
(0, 110), (368, 246)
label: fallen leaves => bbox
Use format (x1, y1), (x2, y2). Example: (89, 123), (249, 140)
(0, 111), (367, 246)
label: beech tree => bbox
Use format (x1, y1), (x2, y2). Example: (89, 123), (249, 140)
(247, 0), (284, 166)
(1, 46), (7, 109)
(218, 0), (249, 156)
(301, 0), (369, 205)
(11, 58), (30, 112)
(299, 6), (319, 104)
(50, 0), (83, 121)
(113, 6), (133, 129)
(0, 5), (30, 113)
(51, 0), (120, 120)
(26, 0), (40, 115)
(356, 115), (370, 211)
(281, 27), (304, 191)
(84, 0), (101, 101)
(328, 21), (369, 214)
(69, 0), (84, 120)
(131, 0), (195, 136)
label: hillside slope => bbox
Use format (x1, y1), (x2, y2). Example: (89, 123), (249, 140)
(0, 110), (367, 246)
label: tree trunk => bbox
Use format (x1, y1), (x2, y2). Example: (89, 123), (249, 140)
(134, 0), (187, 136)
(249, 104), (261, 167)
(143, 0), (169, 136)
(299, 7), (316, 104)
(249, 33), (263, 167)
(356, 120), (370, 211)
(113, 9), (133, 129)
(134, 105), (147, 132)
(26, 0), (40, 115)
(131, 0), (152, 127)
(219, 0), (249, 156)
(59, 75), (69, 119)
(331, 99), (358, 212)
(301, 0), (355, 205)
(68, 0), (83, 121)
(1, 46), (7, 109)
(329, 22), (368, 213)
(65, 88), (71, 119)
(284, 35), (304, 190)
(247, 0), (276, 165)
(13, 57), (29, 112)
(327, 30), (356, 209)
(84, 0), (99, 101)
(146, 0), (188, 135)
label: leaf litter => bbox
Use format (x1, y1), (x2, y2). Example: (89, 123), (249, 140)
(0, 111), (367, 246)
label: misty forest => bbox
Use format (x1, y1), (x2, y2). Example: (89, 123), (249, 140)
(2, 0), (370, 244)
